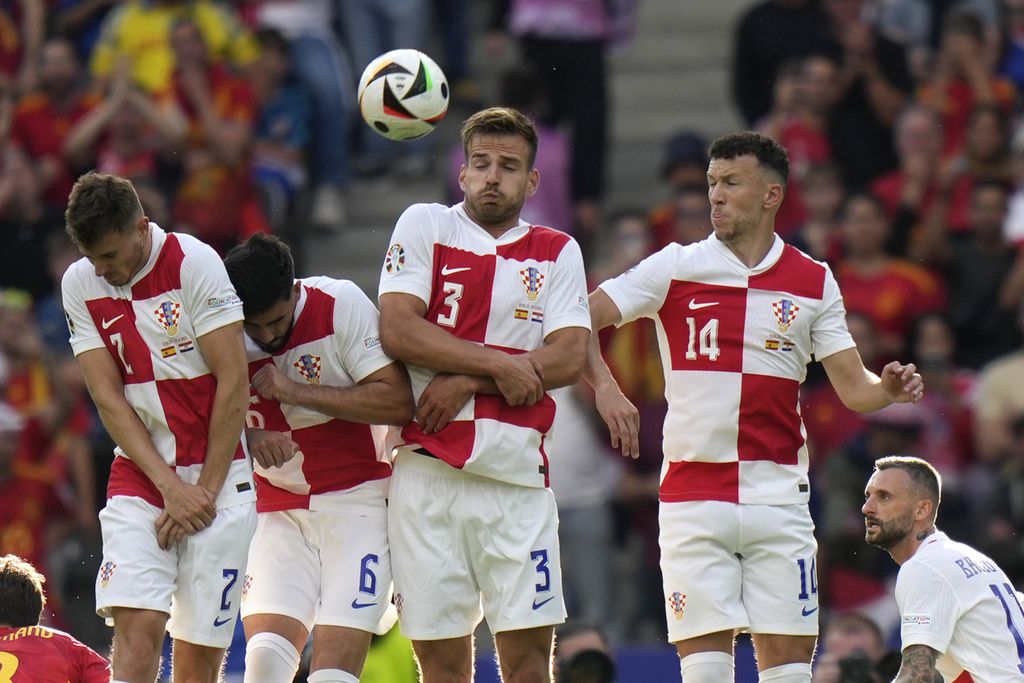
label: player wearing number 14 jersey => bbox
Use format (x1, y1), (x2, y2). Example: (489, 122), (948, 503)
(864, 456), (1024, 682)
(224, 234), (414, 683)
(584, 133), (924, 683)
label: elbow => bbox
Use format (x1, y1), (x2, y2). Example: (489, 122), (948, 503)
(392, 394), (415, 426)
(379, 321), (411, 363)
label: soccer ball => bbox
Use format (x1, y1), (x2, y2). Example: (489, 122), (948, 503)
(357, 49), (449, 141)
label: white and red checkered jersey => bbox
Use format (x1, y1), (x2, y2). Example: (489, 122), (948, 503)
(244, 277), (393, 513)
(378, 202), (591, 488)
(600, 234), (855, 505)
(62, 224), (254, 509)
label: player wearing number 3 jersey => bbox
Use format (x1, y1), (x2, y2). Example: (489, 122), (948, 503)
(61, 173), (256, 683)
(864, 456), (1024, 682)
(584, 132), (924, 683)
(224, 234), (414, 683)
(0, 555), (110, 683)
(378, 107), (591, 682)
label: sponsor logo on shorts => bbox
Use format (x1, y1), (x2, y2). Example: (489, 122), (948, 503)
(213, 616), (232, 627)
(902, 614), (931, 626)
(351, 599), (378, 609)
(801, 606), (819, 617)
(99, 561), (116, 588)
(532, 596), (555, 610)
(667, 591), (686, 620)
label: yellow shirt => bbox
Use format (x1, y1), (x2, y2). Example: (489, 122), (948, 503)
(90, 0), (258, 93)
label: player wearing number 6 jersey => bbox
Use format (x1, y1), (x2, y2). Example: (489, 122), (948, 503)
(583, 132), (924, 683)
(0, 555), (110, 683)
(864, 456), (1024, 682)
(378, 107), (591, 682)
(61, 173), (256, 683)
(223, 234), (413, 683)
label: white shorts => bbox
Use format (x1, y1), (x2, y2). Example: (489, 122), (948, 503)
(240, 504), (397, 635)
(659, 501), (819, 642)
(96, 495), (257, 648)
(388, 453), (566, 640)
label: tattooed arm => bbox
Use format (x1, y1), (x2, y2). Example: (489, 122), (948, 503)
(892, 645), (944, 683)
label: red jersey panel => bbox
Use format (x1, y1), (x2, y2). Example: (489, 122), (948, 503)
(0, 625), (109, 683)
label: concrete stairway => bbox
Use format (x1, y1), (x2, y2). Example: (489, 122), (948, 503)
(302, 0), (754, 293)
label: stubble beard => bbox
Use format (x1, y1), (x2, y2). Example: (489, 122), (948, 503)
(865, 512), (915, 551)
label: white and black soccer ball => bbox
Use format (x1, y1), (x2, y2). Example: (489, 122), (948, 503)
(357, 49), (449, 141)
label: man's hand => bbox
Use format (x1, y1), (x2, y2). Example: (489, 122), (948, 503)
(493, 354), (544, 406)
(416, 374), (477, 433)
(880, 361), (924, 404)
(154, 513), (187, 550)
(160, 479), (216, 534)
(247, 428), (299, 469)
(252, 364), (298, 404)
(594, 381), (640, 459)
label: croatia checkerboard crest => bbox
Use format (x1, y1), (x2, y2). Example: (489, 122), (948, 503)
(357, 49), (449, 141)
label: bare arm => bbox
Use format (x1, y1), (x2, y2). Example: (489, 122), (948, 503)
(892, 644), (944, 683)
(252, 360), (414, 426)
(582, 288), (640, 458)
(76, 347), (215, 530)
(194, 321), (249, 497)
(821, 347), (923, 413)
(379, 291), (543, 406)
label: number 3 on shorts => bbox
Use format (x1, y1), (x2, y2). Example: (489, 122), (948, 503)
(530, 549), (550, 593)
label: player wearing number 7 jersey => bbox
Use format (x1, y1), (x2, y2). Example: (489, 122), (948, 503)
(583, 132), (924, 683)
(864, 456), (1024, 682)
(61, 173), (256, 683)
(0, 555), (110, 683)
(224, 234), (414, 683)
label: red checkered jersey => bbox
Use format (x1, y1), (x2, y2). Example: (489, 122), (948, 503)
(379, 202), (591, 488)
(0, 625), (110, 683)
(61, 224), (255, 509)
(244, 277), (394, 513)
(600, 234), (855, 505)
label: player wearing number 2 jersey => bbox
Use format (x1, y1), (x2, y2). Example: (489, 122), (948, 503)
(584, 132), (924, 683)
(61, 173), (256, 683)
(864, 456), (1024, 682)
(378, 107), (591, 682)
(224, 234), (413, 683)
(0, 555), (110, 683)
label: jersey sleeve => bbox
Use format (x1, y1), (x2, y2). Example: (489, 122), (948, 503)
(378, 203), (438, 305)
(332, 281), (395, 383)
(73, 638), (112, 683)
(810, 264), (855, 361)
(541, 237), (591, 336)
(61, 264), (105, 357)
(598, 245), (675, 326)
(895, 559), (960, 656)
(179, 240), (244, 338)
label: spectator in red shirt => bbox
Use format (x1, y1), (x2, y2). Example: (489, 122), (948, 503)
(165, 17), (268, 253)
(10, 38), (100, 207)
(0, 553), (110, 683)
(834, 192), (946, 358)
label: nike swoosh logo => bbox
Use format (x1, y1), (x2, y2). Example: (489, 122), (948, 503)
(688, 299), (719, 310)
(532, 596), (555, 610)
(101, 314), (125, 329)
(213, 616), (232, 627)
(801, 606), (819, 617)
(351, 599), (378, 609)
(441, 265), (471, 276)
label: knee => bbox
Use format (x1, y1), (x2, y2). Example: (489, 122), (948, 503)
(113, 629), (163, 664)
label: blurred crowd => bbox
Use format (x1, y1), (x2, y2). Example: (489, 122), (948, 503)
(2, 0), (1024, 678)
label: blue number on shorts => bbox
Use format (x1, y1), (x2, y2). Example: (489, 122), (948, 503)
(220, 569), (238, 611)
(990, 582), (1024, 673)
(359, 554), (379, 596)
(796, 558), (817, 601)
(530, 549), (550, 593)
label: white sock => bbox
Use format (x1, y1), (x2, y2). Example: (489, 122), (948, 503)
(307, 669), (359, 683)
(680, 651), (734, 683)
(758, 662), (811, 683)
(243, 631), (301, 683)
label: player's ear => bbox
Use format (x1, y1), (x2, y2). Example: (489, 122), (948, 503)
(914, 498), (933, 523)
(763, 182), (784, 210)
(526, 168), (539, 197)
(458, 164), (467, 193)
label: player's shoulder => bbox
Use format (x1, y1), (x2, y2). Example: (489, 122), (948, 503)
(300, 275), (369, 306)
(62, 256), (98, 292)
(511, 224), (577, 262)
